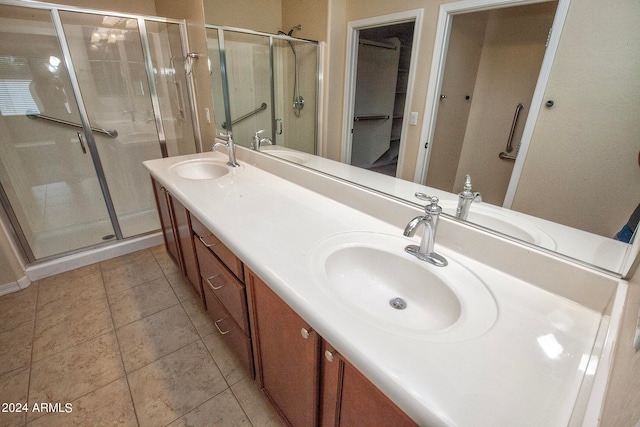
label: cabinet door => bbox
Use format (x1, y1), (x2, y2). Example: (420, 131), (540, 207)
(169, 194), (201, 297)
(151, 177), (181, 271)
(247, 270), (320, 427)
(321, 342), (418, 427)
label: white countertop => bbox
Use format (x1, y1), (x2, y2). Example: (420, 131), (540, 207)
(144, 150), (624, 426)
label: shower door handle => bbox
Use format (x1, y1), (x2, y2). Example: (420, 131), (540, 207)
(76, 132), (87, 154)
(276, 118), (283, 135)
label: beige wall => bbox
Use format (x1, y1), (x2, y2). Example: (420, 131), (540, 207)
(512, 0), (640, 237)
(282, 0), (328, 42)
(426, 12), (487, 193)
(155, 0), (217, 147)
(203, 0), (282, 34)
(38, 0), (156, 15)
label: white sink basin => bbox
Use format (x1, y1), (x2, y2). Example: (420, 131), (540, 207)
(310, 231), (497, 342)
(439, 201), (557, 250)
(262, 149), (310, 164)
(170, 159), (230, 180)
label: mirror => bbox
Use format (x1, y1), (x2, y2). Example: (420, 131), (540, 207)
(201, 0), (639, 276)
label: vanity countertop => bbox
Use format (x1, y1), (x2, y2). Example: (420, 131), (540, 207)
(144, 150), (625, 426)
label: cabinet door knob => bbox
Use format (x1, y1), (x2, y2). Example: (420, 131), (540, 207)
(300, 327), (312, 339)
(324, 350), (335, 363)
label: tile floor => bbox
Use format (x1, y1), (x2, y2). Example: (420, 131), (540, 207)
(0, 245), (285, 427)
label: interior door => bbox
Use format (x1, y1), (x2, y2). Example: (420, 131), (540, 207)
(0, 4), (115, 260)
(350, 38), (400, 168)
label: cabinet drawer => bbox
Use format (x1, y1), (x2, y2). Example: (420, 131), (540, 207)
(203, 281), (254, 376)
(195, 238), (249, 334)
(191, 215), (244, 280)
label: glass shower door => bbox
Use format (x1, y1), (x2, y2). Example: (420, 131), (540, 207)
(220, 31), (273, 147)
(0, 5), (115, 259)
(58, 11), (178, 239)
(272, 38), (317, 154)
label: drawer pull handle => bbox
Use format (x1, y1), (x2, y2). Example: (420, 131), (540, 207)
(215, 318), (230, 335)
(205, 274), (224, 290)
(301, 327), (312, 340)
(198, 235), (217, 248)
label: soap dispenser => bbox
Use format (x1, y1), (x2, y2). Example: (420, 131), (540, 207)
(456, 175), (481, 221)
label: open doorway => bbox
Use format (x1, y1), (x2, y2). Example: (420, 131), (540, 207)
(342, 10), (423, 178)
(415, 0), (569, 206)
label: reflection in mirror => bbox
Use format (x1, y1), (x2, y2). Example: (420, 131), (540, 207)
(205, 25), (318, 153)
(203, 0), (639, 276)
(426, 2), (558, 206)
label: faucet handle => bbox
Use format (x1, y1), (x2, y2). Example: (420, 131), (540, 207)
(415, 193), (438, 204)
(254, 129), (265, 137)
(219, 131), (232, 140)
(415, 193), (441, 215)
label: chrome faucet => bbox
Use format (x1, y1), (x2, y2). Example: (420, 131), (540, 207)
(456, 175), (482, 221)
(403, 193), (448, 267)
(212, 131), (240, 167)
(252, 129), (273, 151)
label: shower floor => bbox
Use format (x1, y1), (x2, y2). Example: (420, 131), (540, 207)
(25, 180), (159, 259)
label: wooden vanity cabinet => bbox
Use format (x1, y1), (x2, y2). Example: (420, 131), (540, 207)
(151, 177), (181, 270)
(246, 269), (321, 427)
(246, 268), (418, 427)
(192, 217), (253, 376)
(321, 342), (418, 427)
(192, 216), (243, 280)
(151, 177), (201, 298)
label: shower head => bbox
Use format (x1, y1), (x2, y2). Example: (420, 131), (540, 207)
(287, 25), (302, 36)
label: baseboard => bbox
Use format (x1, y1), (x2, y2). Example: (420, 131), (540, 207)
(0, 275), (32, 297)
(26, 232), (163, 282)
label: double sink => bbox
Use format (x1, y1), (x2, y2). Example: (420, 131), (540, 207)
(171, 158), (498, 343)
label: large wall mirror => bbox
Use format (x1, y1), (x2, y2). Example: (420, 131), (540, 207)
(202, 0), (639, 277)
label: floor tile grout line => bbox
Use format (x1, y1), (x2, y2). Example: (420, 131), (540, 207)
(24, 281), (39, 427)
(101, 260), (143, 427)
(29, 320), (115, 366)
(160, 387), (234, 427)
(228, 380), (260, 427)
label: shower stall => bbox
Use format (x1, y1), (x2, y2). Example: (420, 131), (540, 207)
(205, 25), (318, 154)
(0, 2), (199, 262)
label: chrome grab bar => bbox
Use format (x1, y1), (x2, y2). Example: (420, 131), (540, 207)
(27, 113), (118, 138)
(354, 114), (390, 121)
(499, 103), (524, 161)
(221, 102), (267, 129)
